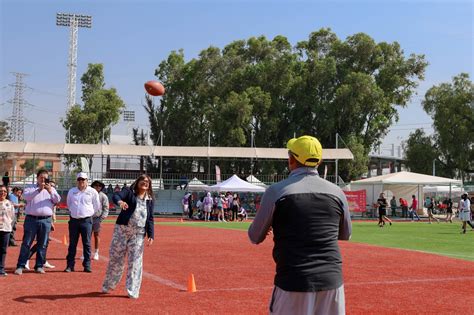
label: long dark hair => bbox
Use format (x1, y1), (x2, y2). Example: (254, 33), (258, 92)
(131, 174), (154, 199)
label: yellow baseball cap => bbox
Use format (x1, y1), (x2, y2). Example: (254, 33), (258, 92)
(286, 135), (323, 167)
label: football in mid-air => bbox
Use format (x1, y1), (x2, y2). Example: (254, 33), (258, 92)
(144, 80), (165, 96)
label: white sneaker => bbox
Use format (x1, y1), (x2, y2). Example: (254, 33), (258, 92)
(25, 260), (30, 270)
(44, 261), (55, 269)
(93, 252), (99, 261)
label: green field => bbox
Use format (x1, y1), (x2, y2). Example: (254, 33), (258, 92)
(159, 221), (474, 261)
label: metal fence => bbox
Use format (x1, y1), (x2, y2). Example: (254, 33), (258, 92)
(5, 170), (345, 189)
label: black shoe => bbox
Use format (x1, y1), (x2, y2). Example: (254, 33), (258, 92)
(83, 267), (92, 273)
(64, 267), (74, 273)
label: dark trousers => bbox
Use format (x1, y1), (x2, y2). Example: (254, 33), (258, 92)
(17, 215), (51, 269)
(0, 231), (10, 273)
(66, 217), (92, 269)
(9, 215), (17, 245)
(232, 205), (238, 221)
(29, 237), (51, 260)
(401, 206), (408, 218)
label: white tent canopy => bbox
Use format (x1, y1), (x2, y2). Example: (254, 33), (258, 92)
(350, 171), (461, 186)
(245, 175), (268, 188)
(208, 175), (266, 192)
(186, 177), (209, 192)
(423, 185), (463, 194)
(349, 171), (462, 211)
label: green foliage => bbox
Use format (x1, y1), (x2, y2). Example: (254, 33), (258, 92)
(62, 63), (125, 171)
(403, 129), (443, 176)
(422, 73), (474, 180)
(148, 28), (427, 180)
(0, 121), (9, 141)
(19, 159), (40, 175)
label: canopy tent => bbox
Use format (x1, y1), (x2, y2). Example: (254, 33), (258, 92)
(186, 177), (209, 192)
(245, 175), (268, 188)
(207, 175), (266, 193)
(423, 185), (463, 194)
(348, 171), (462, 211)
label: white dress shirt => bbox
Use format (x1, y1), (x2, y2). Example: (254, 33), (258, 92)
(67, 186), (101, 219)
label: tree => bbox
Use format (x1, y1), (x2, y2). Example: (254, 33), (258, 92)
(62, 63), (125, 171)
(20, 159), (40, 175)
(0, 121), (9, 141)
(148, 28), (427, 180)
(422, 73), (474, 180)
(403, 129), (445, 176)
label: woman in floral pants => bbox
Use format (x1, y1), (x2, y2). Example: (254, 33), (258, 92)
(102, 175), (155, 299)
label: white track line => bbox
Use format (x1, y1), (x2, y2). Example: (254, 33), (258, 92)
(48, 235), (186, 291)
(345, 276), (474, 286)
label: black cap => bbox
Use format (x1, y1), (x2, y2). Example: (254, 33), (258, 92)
(91, 180), (105, 189)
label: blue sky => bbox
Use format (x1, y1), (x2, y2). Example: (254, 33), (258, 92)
(1, 0), (472, 156)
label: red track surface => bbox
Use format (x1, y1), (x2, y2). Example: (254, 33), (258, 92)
(1, 220), (473, 314)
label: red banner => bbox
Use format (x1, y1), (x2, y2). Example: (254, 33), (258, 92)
(344, 190), (366, 212)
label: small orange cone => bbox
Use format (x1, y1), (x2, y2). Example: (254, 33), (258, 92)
(180, 218), (183, 223)
(63, 235), (68, 246)
(187, 273), (197, 293)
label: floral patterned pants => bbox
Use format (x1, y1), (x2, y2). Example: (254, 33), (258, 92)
(102, 224), (145, 298)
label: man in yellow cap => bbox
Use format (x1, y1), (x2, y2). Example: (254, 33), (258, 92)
(248, 135), (352, 315)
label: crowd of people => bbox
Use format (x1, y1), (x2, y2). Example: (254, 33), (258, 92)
(181, 191), (248, 222)
(372, 193), (473, 231)
(0, 169), (154, 299)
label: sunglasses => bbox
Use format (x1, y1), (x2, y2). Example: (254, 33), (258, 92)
(77, 178), (87, 181)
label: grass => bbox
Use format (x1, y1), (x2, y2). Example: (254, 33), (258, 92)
(159, 220), (474, 261)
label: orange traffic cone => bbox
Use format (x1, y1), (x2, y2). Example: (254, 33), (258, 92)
(63, 235), (68, 246)
(180, 218), (183, 223)
(187, 273), (197, 293)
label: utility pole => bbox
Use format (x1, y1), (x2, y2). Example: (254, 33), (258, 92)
(56, 13), (92, 110)
(8, 72), (28, 142)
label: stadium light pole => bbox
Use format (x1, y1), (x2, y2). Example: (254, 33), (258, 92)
(56, 13), (92, 111)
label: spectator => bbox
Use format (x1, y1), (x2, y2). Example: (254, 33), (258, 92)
(237, 206), (247, 221)
(65, 172), (100, 273)
(91, 180), (109, 261)
(15, 169), (60, 275)
(181, 193), (190, 220)
(425, 196), (439, 224)
(390, 196), (397, 217)
(102, 174), (155, 299)
(248, 135), (352, 314)
(203, 192), (213, 222)
(0, 185), (14, 276)
(114, 184), (121, 193)
(2, 172), (9, 188)
(27, 180), (58, 270)
(232, 193), (240, 221)
(459, 193), (472, 234)
(399, 197), (409, 219)
(443, 198), (453, 223)
(7, 187), (24, 246)
(409, 195), (421, 221)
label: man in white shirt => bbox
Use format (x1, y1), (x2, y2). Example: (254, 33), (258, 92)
(65, 172), (100, 273)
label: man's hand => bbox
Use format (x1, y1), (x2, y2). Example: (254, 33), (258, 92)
(147, 238), (154, 246)
(44, 183), (52, 194)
